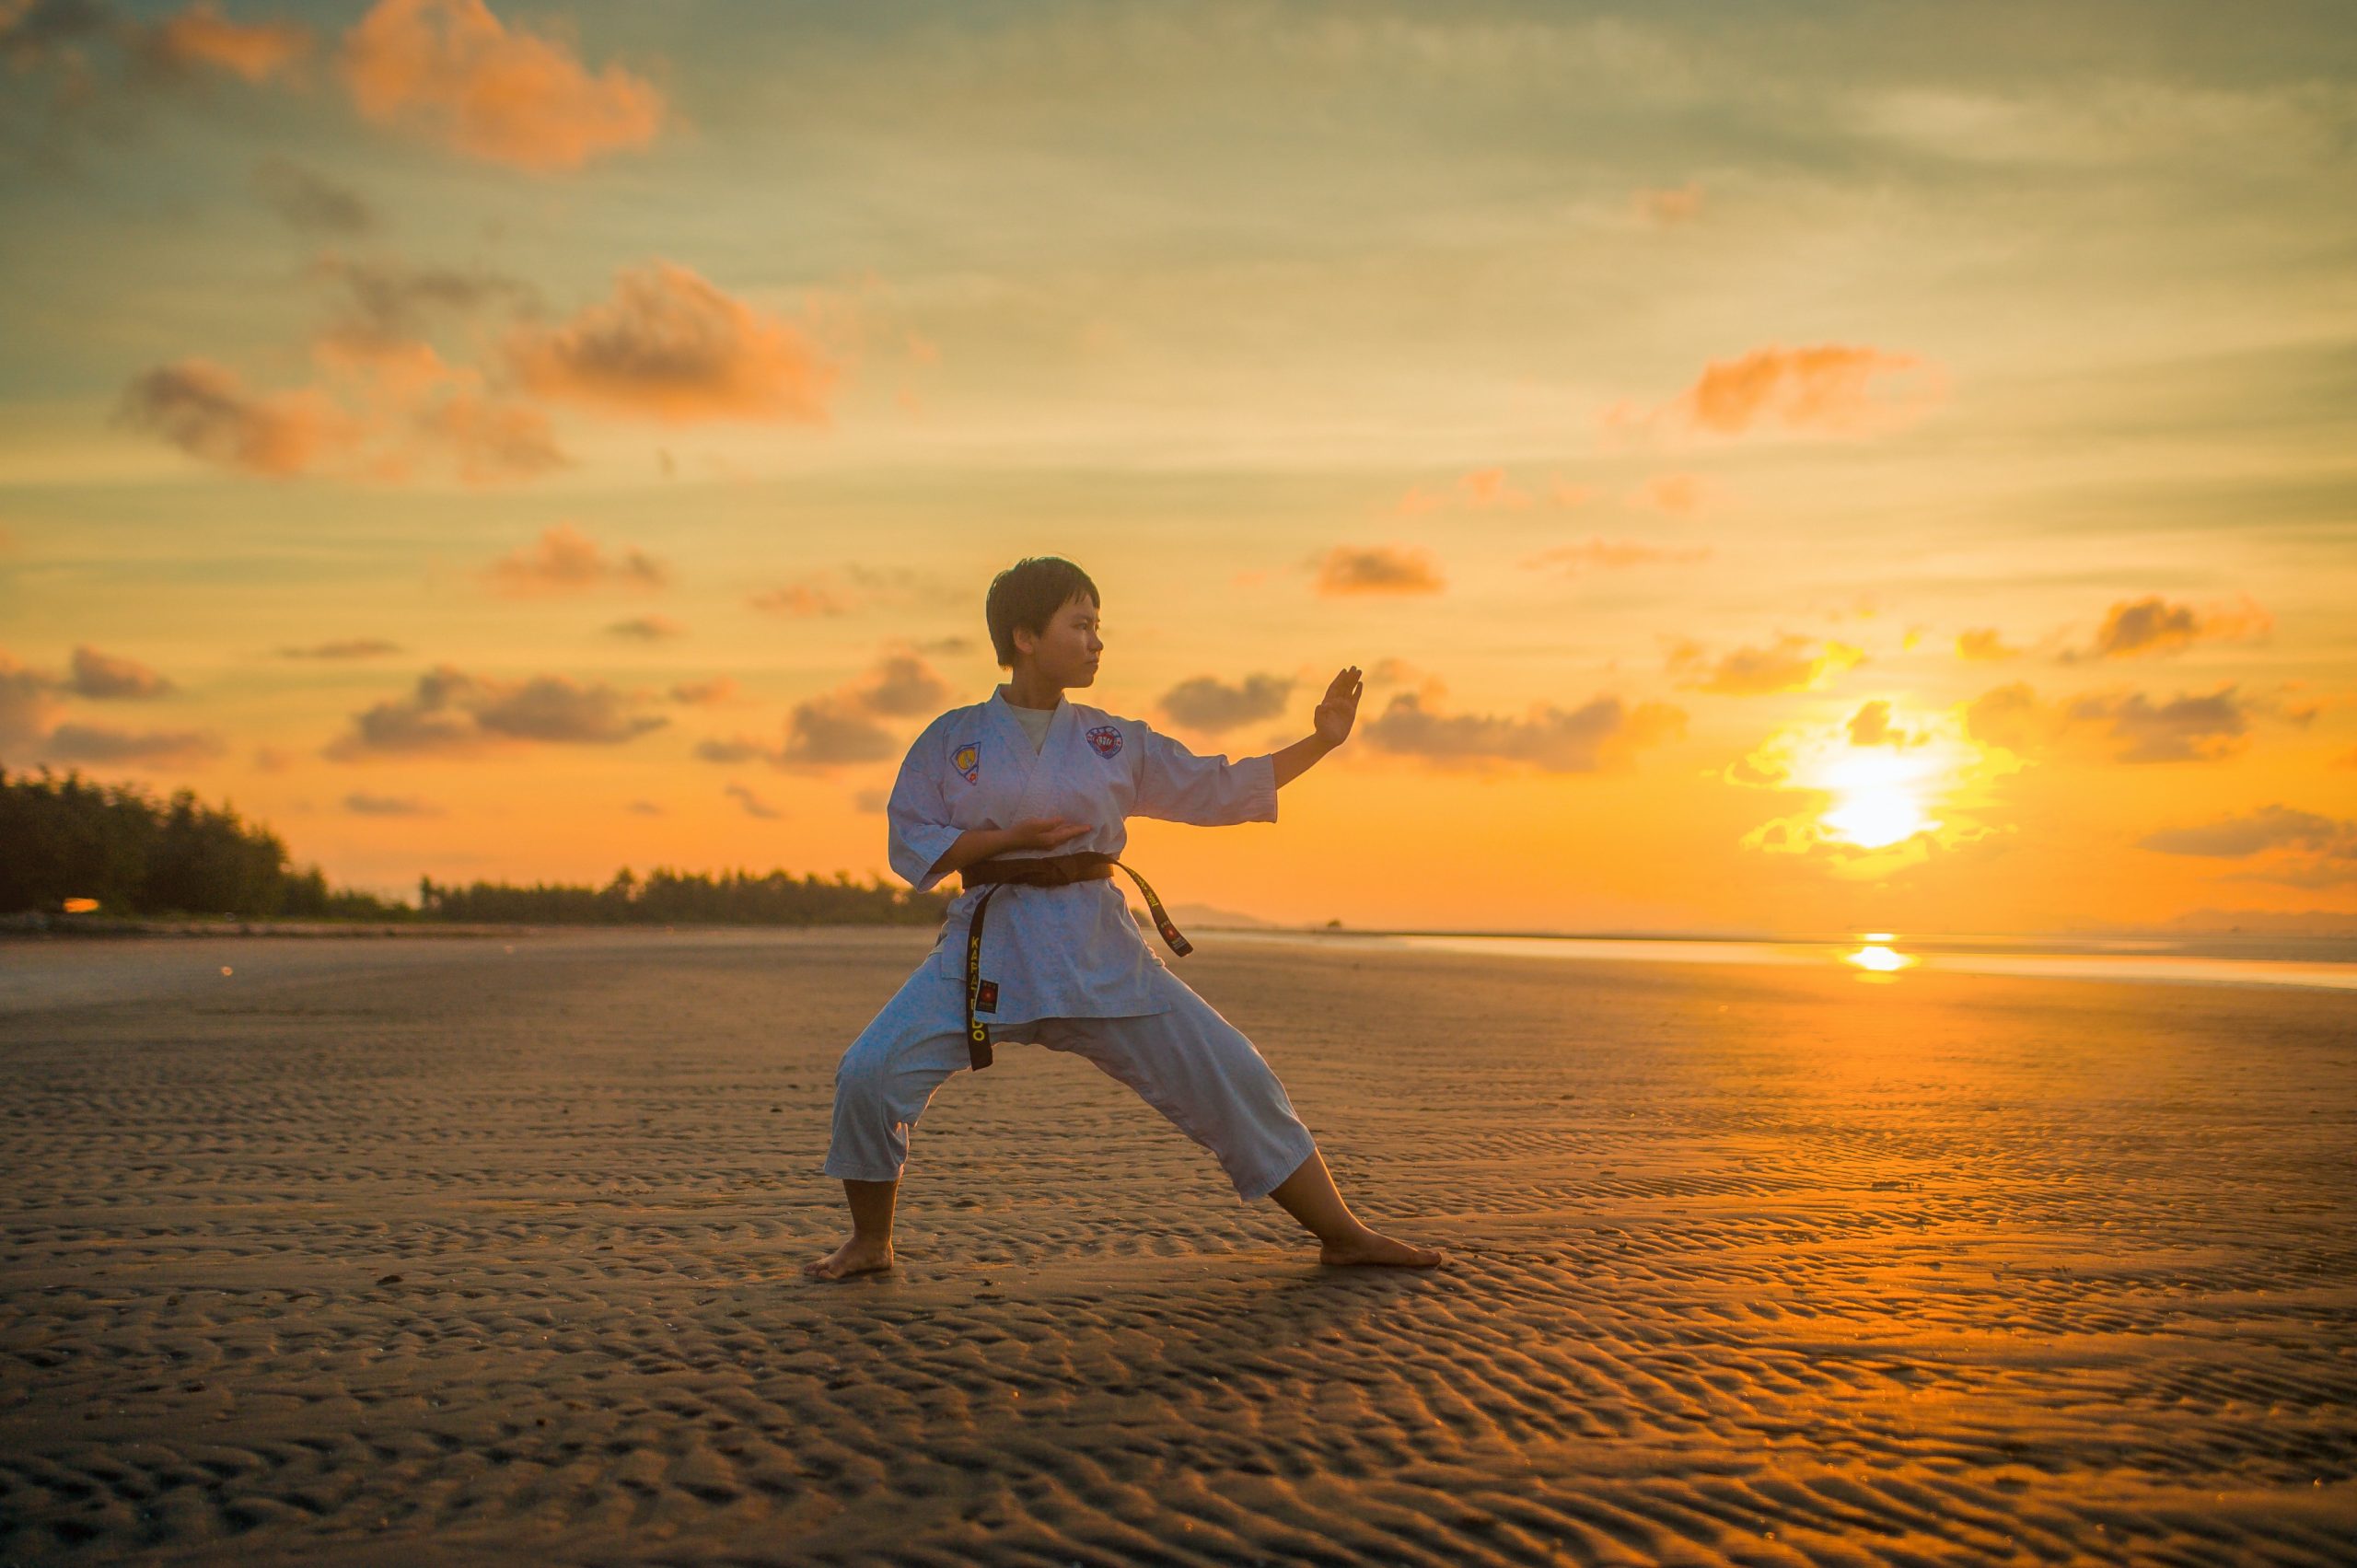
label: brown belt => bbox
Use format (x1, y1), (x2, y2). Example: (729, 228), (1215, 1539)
(958, 852), (1191, 1071)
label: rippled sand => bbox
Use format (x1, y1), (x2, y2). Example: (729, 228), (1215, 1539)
(3, 927), (2353, 1565)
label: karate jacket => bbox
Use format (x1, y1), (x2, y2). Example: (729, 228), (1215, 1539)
(886, 686), (1278, 1028)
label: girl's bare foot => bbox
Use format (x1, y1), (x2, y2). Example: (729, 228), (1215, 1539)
(804, 1235), (894, 1280)
(1318, 1228), (1445, 1268)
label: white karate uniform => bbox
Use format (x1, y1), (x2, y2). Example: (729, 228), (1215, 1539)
(820, 686), (1320, 1202)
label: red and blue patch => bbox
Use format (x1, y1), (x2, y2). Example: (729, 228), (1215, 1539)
(953, 742), (981, 784)
(1086, 725), (1124, 758)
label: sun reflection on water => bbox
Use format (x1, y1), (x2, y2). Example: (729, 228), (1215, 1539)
(1847, 942), (1915, 975)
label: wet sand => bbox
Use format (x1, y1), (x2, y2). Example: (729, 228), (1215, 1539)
(3, 927), (2353, 1565)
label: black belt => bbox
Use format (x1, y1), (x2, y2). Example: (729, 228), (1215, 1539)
(958, 852), (1191, 1070)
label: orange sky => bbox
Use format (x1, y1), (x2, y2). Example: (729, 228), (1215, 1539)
(3, 1), (2351, 934)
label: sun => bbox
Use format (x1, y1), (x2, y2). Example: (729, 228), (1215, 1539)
(1816, 749), (1936, 850)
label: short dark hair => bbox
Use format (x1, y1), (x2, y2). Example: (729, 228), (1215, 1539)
(986, 556), (1098, 667)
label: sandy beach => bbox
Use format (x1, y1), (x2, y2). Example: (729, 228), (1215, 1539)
(2, 926), (2353, 1565)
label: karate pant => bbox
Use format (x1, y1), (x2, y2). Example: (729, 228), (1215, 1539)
(821, 961), (1320, 1203)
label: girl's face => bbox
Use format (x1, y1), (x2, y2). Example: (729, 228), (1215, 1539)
(1016, 594), (1103, 689)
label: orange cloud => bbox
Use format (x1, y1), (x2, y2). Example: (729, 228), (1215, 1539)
(1362, 691), (1685, 774)
(1631, 473), (1711, 514)
(1399, 468), (1531, 514)
(2072, 595), (2272, 661)
(1965, 681), (2258, 764)
(694, 651), (950, 773)
(148, 1), (309, 82)
(1608, 344), (1943, 444)
(606, 615), (683, 641)
(506, 262), (837, 425)
(69, 645), (175, 699)
(481, 523), (668, 597)
(326, 665), (669, 759)
(1956, 627), (2019, 662)
(1522, 538), (1711, 575)
(115, 360), (355, 477)
(339, 0), (665, 172)
(1667, 634), (1864, 696)
(1313, 544), (1444, 597)
(119, 334), (565, 485)
(1844, 699), (1926, 749)
(1632, 181), (1703, 226)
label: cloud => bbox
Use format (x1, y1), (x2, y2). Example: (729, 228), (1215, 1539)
(68, 645), (173, 699)
(309, 253), (538, 353)
(746, 566), (952, 619)
(116, 359), (354, 477)
(41, 723), (226, 765)
(623, 798), (662, 816)
(1632, 180), (1703, 226)
(325, 664), (668, 759)
(2141, 805), (2356, 860)
(338, 0), (666, 172)
(1956, 628), (2018, 662)
(1398, 468), (1531, 514)
(852, 785), (888, 814)
(119, 340), (565, 485)
(724, 782), (782, 819)
(1844, 700), (1925, 749)
(1608, 343), (1943, 442)
(0, 653), (62, 749)
(145, 1), (308, 82)
(2070, 595), (2271, 661)
(776, 693), (897, 769)
(2064, 687), (2252, 763)
(481, 523), (668, 596)
(1965, 681), (2258, 764)
(1631, 473), (1710, 515)
(1160, 673), (1294, 734)
(344, 790), (441, 816)
(694, 650), (948, 772)
(1363, 691), (1684, 774)
(1313, 544), (1444, 597)
(1, 648), (213, 763)
(668, 678), (736, 705)
(857, 652), (949, 717)
(252, 157), (375, 235)
(278, 638), (402, 659)
(505, 261), (838, 424)
(1521, 538), (1711, 575)
(1667, 633), (1864, 696)
(606, 615), (682, 641)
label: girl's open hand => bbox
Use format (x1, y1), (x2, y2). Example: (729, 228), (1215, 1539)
(1008, 816), (1091, 851)
(1313, 666), (1362, 748)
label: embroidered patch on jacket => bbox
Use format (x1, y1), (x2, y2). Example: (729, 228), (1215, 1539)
(974, 979), (999, 1014)
(1086, 725), (1124, 759)
(953, 742), (981, 784)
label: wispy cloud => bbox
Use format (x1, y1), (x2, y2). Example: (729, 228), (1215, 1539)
(1312, 544), (1444, 597)
(68, 645), (174, 699)
(2067, 596), (2271, 662)
(337, 0), (666, 173)
(1608, 343), (1943, 443)
(1160, 672), (1294, 734)
(1666, 634), (1864, 696)
(325, 665), (670, 759)
(482, 523), (668, 597)
(1362, 690), (1683, 773)
(506, 262), (838, 424)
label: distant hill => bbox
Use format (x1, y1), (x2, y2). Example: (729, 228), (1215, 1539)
(2162, 908), (2357, 936)
(1167, 901), (1277, 929)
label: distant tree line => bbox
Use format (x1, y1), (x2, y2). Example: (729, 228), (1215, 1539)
(1, 765), (947, 927)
